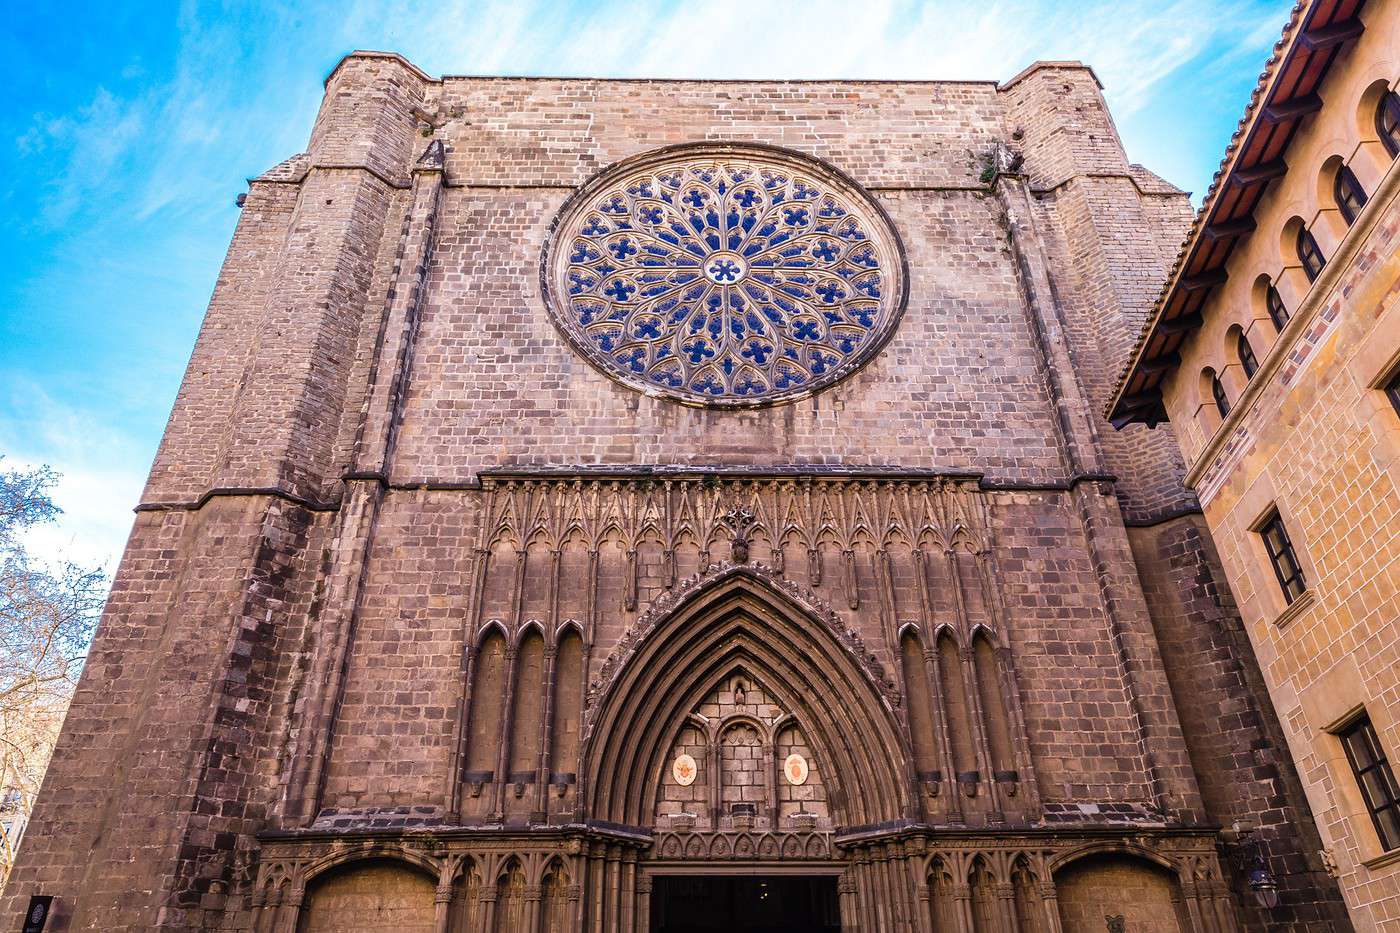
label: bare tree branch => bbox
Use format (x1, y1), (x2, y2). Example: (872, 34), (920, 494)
(0, 458), (105, 889)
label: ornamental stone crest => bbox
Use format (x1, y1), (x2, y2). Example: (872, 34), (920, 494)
(542, 143), (907, 406)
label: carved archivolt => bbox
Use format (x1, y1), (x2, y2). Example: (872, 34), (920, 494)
(584, 561), (896, 720)
(580, 568), (912, 829)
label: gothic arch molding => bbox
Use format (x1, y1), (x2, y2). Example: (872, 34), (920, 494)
(299, 844), (442, 888)
(582, 567), (911, 829)
(1047, 840), (1182, 876)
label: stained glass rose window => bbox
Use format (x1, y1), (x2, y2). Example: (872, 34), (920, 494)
(542, 144), (907, 406)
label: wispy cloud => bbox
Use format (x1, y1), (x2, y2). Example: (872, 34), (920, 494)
(0, 381), (146, 575)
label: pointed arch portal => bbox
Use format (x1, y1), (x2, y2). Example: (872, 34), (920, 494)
(582, 568), (911, 832)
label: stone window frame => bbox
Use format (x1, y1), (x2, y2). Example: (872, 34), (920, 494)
(1375, 87), (1400, 159)
(1385, 364), (1400, 420)
(1333, 162), (1369, 225)
(1265, 281), (1291, 333)
(1335, 712), (1400, 853)
(1253, 507), (1308, 606)
(1234, 328), (1259, 381)
(1206, 367), (1231, 420)
(538, 141), (911, 409)
(1295, 225), (1327, 283)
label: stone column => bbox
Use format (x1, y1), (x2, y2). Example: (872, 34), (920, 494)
(636, 875), (652, 933)
(492, 641), (520, 820)
(535, 641), (559, 822)
(916, 882), (934, 933)
(619, 851), (637, 933)
(1210, 884), (1240, 933)
(479, 888), (498, 932)
(836, 874), (855, 933)
(953, 882), (975, 933)
(996, 881), (1021, 933)
(567, 882), (584, 932)
(523, 883), (542, 933)
(433, 878), (454, 933)
(250, 886), (276, 933)
(605, 847), (622, 933)
(920, 637), (962, 822)
(588, 844), (606, 932)
(763, 741), (778, 827)
(1179, 878), (1209, 933)
(1038, 881), (1064, 933)
(272, 886), (303, 933)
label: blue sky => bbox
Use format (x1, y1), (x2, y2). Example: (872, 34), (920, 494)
(0, 0), (1289, 573)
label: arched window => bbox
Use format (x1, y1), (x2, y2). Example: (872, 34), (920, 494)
(1296, 226), (1326, 282)
(1334, 164), (1368, 225)
(1208, 368), (1230, 419)
(1377, 88), (1400, 158)
(1237, 331), (1259, 380)
(1266, 282), (1290, 332)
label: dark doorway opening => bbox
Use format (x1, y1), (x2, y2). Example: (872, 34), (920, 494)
(650, 875), (840, 932)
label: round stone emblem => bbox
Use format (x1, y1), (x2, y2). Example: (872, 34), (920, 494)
(703, 251), (749, 285)
(784, 754), (809, 786)
(673, 753), (698, 786)
(542, 143), (907, 406)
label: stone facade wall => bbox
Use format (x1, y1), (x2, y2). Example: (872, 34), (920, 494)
(0, 51), (1351, 932)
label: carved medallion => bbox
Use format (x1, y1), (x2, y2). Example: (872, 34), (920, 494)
(673, 753), (698, 786)
(784, 754), (809, 785)
(542, 143), (907, 407)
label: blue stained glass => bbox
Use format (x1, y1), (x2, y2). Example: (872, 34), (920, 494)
(549, 150), (900, 404)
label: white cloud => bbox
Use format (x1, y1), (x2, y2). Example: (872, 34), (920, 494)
(0, 383), (147, 576)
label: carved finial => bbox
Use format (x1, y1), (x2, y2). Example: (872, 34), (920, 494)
(417, 138), (446, 170)
(994, 141), (1024, 176)
(720, 507), (757, 563)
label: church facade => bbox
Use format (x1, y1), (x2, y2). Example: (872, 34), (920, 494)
(0, 48), (1356, 932)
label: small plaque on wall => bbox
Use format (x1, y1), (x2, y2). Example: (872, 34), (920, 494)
(672, 754), (698, 786)
(784, 754), (809, 785)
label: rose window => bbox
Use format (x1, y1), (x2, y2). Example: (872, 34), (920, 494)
(542, 144), (907, 406)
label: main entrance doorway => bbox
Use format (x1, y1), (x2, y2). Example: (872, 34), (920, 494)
(650, 875), (840, 932)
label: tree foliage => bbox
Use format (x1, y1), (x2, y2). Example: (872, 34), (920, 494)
(0, 459), (105, 886)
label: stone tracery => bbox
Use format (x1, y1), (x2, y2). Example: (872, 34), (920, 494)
(543, 144), (906, 405)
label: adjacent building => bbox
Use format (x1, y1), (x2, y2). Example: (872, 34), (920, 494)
(1111, 0), (1400, 928)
